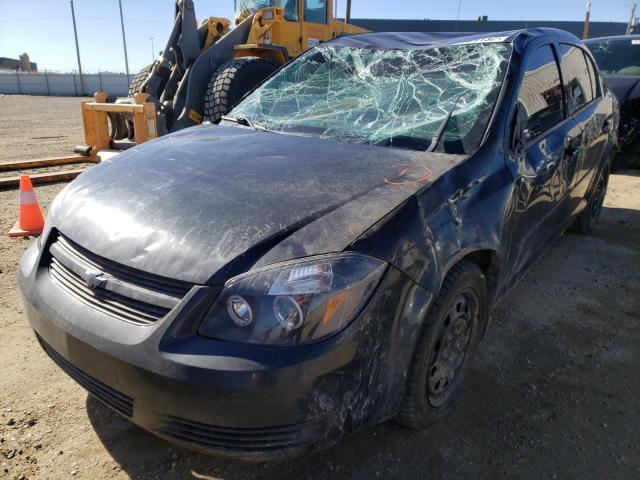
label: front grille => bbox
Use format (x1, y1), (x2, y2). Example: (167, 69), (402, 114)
(37, 335), (134, 418)
(158, 415), (324, 452)
(48, 233), (192, 326)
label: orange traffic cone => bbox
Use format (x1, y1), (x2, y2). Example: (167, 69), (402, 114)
(8, 175), (45, 237)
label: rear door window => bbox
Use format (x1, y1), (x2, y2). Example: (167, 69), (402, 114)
(517, 44), (565, 142)
(583, 51), (600, 98)
(559, 43), (594, 112)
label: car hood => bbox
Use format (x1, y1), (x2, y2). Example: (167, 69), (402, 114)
(52, 125), (462, 284)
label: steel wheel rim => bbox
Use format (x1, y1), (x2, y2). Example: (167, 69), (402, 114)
(427, 290), (477, 407)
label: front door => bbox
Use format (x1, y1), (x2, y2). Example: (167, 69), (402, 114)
(505, 42), (578, 283)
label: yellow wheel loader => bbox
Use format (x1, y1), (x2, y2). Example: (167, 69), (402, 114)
(87, 0), (366, 151)
(1, 0), (366, 188)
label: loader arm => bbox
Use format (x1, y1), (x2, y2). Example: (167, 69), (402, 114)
(172, 14), (254, 130)
(130, 0), (204, 136)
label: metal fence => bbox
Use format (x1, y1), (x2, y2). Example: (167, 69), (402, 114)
(0, 71), (134, 96)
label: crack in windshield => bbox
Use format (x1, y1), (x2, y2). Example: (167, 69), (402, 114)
(230, 43), (511, 153)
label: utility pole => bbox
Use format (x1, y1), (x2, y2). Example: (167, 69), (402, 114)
(345, 0), (351, 23)
(69, 0), (84, 95)
(454, 0), (463, 31)
(626, 3), (637, 35)
(150, 37), (156, 64)
(118, 0), (130, 77)
(582, 0), (592, 40)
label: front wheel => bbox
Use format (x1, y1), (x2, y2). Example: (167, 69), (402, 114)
(128, 64), (154, 96)
(203, 57), (277, 123)
(109, 64), (155, 142)
(398, 260), (487, 429)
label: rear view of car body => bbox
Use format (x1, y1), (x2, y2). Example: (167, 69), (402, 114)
(18, 28), (617, 460)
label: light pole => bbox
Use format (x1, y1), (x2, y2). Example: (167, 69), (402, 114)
(626, 3), (637, 35)
(150, 37), (156, 64)
(69, 0), (84, 95)
(118, 0), (130, 78)
(583, 0), (592, 40)
(454, 0), (462, 31)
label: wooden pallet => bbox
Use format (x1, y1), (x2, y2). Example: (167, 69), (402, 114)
(0, 150), (118, 189)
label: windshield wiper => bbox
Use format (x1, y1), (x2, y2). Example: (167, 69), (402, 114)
(221, 115), (268, 131)
(426, 91), (468, 153)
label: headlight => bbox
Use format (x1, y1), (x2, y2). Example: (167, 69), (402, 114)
(199, 253), (387, 345)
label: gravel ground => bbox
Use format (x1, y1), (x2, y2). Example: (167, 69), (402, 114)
(0, 96), (639, 479)
(0, 95), (90, 163)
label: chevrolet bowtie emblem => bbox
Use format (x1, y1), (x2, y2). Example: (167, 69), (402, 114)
(84, 269), (108, 289)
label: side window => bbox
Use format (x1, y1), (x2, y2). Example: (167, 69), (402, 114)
(559, 43), (594, 112)
(304, 0), (327, 23)
(281, 0), (299, 21)
(583, 50), (600, 98)
(517, 44), (564, 142)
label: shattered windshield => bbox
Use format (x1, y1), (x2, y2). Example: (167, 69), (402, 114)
(229, 43), (511, 153)
(586, 38), (640, 76)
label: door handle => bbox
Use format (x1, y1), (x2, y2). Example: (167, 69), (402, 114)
(565, 138), (582, 158)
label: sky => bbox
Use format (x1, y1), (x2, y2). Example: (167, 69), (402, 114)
(0, 0), (637, 73)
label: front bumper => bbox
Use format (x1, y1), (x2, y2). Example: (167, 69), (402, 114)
(18, 240), (431, 460)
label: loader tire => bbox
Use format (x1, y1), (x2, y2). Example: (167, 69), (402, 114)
(122, 64), (155, 141)
(203, 57), (277, 122)
(108, 113), (129, 141)
(128, 64), (154, 96)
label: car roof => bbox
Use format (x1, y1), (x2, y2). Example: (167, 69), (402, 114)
(328, 28), (582, 50)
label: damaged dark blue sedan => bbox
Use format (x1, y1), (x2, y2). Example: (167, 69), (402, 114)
(19, 28), (616, 460)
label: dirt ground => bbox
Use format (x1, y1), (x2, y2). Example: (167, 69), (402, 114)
(0, 95), (639, 480)
(0, 95), (90, 162)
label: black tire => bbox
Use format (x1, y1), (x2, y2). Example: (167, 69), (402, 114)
(107, 113), (129, 141)
(118, 64), (154, 141)
(128, 64), (154, 97)
(203, 57), (277, 122)
(398, 260), (487, 430)
(570, 164), (610, 234)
